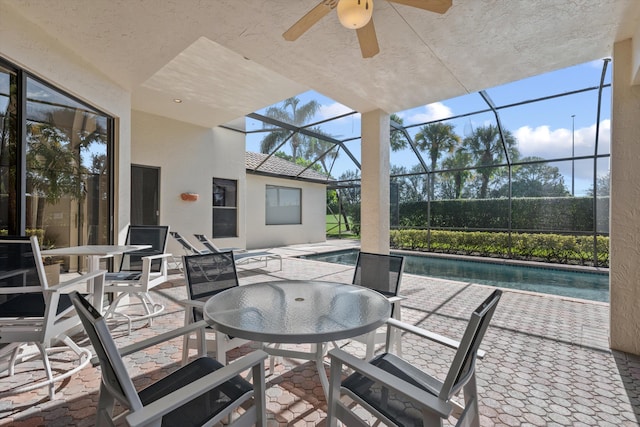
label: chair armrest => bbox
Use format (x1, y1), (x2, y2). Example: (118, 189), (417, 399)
(328, 348), (452, 419)
(125, 349), (268, 427)
(90, 320), (211, 365)
(387, 295), (406, 304)
(141, 253), (173, 261)
(0, 268), (30, 281)
(178, 299), (204, 309)
(119, 320), (209, 358)
(47, 270), (107, 292)
(386, 318), (485, 358)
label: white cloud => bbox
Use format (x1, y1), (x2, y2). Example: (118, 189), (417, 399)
(318, 102), (359, 120)
(405, 102), (453, 124)
(514, 119), (611, 181)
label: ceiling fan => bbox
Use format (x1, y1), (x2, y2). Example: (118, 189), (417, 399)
(282, 0), (452, 58)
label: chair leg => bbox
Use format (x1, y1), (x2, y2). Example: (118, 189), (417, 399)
(458, 373), (480, 427)
(327, 358), (342, 427)
(7, 344), (23, 375)
(182, 311), (191, 365)
(252, 361), (267, 427)
(215, 331), (226, 364)
(2, 338), (91, 400)
(364, 331), (376, 360)
(392, 303), (403, 357)
(35, 342), (55, 400)
(96, 383), (118, 427)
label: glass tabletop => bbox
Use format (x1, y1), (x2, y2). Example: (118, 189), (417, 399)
(40, 244), (151, 257)
(204, 280), (391, 343)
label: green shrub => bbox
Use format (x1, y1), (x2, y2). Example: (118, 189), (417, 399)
(389, 229), (609, 267)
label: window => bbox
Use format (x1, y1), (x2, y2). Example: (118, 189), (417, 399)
(1, 58), (113, 249)
(212, 178), (237, 237)
(266, 185), (301, 225)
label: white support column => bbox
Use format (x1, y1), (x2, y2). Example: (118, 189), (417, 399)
(610, 38), (640, 355)
(360, 110), (390, 254)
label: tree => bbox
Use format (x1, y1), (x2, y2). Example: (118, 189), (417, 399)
(335, 170), (361, 233)
(25, 109), (106, 232)
(440, 150), (473, 199)
(299, 130), (339, 176)
(491, 157), (570, 197)
(389, 113), (409, 152)
(462, 124), (518, 198)
(260, 97), (320, 160)
(26, 123), (85, 229)
(587, 171), (610, 197)
(414, 122), (460, 197)
(273, 151), (327, 175)
(391, 165), (428, 202)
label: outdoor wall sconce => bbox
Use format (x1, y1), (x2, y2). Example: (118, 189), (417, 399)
(180, 192), (199, 202)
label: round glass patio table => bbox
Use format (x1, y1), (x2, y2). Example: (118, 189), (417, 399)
(203, 280), (391, 395)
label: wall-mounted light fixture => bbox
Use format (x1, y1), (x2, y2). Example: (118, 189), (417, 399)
(180, 192), (199, 202)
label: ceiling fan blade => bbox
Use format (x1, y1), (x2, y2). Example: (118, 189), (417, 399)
(386, 0), (452, 14)
(356, 19), (380, 58)
(282, 2), (334, 41)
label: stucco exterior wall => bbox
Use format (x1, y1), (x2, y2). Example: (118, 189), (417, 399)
(131, 111), (246, 257)
(610, 38), (640, 355)
(0, 2), (132, 242)
(360, 110), (390, 254)
(245, 174), (326, 249)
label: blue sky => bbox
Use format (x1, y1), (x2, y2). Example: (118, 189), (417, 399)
(246, 59), (611, 196)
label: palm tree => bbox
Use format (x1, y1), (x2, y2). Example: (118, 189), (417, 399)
(462, 124), (518, 198)
(26, 109), (107, 232)
(26, 123), (85, 229)
(441, 150), (472, 199)
(414, 122), (460, 197)
(260, 97), (320, 160)
(299, 129), (339, 176)
(389, 113), (409, 151)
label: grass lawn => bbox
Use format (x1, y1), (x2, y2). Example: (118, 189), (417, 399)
(326, 214), (357, 237)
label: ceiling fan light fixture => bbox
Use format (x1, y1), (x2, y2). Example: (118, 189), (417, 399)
(337, 0), (373, 29)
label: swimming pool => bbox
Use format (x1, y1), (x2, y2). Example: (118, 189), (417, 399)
(301, 249), (609, 302)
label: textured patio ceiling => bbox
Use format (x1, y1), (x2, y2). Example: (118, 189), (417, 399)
(2, 0), (639, 128)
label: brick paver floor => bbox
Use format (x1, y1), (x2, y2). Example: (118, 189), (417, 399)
(1, 240), (639, 426)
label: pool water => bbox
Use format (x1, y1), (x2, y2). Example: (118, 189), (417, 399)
(301, 249), (609, 303)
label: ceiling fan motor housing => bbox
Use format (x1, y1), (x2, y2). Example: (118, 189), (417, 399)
(337, 0), (373, 29)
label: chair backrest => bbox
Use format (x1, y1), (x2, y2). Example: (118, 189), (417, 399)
(1, 236), (80, 348)
(70, 291), (143, 411)
(440, 289), (502, 400)
(352, 251), (405, 297)
(193, 234), (221, 253)
(0, 236), (43, 301)
(183, 252), (239, 317)
(120, 225), (169, 273)
(170, 231), (203, 255)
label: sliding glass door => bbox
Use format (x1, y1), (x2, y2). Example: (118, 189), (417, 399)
(1, 59), (113, 268)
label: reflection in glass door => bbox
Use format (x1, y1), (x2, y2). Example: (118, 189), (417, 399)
(131, 165), (159, 225)
(24, 76), (111, 270)
(0, 65), (18, 235)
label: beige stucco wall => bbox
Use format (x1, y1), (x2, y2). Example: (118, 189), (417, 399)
(0, 2), (132, 243)
(360, 110), (390, 254)
(245, 174), (326, 249)
(610, 38), (640, 355)
(131, 111), (247, 257)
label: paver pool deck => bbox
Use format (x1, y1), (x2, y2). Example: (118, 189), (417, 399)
(1, 239), (638, 426)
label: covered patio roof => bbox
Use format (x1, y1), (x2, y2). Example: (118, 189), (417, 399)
(3, 0), (640, 127)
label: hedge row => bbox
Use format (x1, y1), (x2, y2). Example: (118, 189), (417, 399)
(397, 196), (609, 232)
(390, 229), (609, 267)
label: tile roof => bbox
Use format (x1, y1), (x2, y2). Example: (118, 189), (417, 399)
(245, 152), (332, 183)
